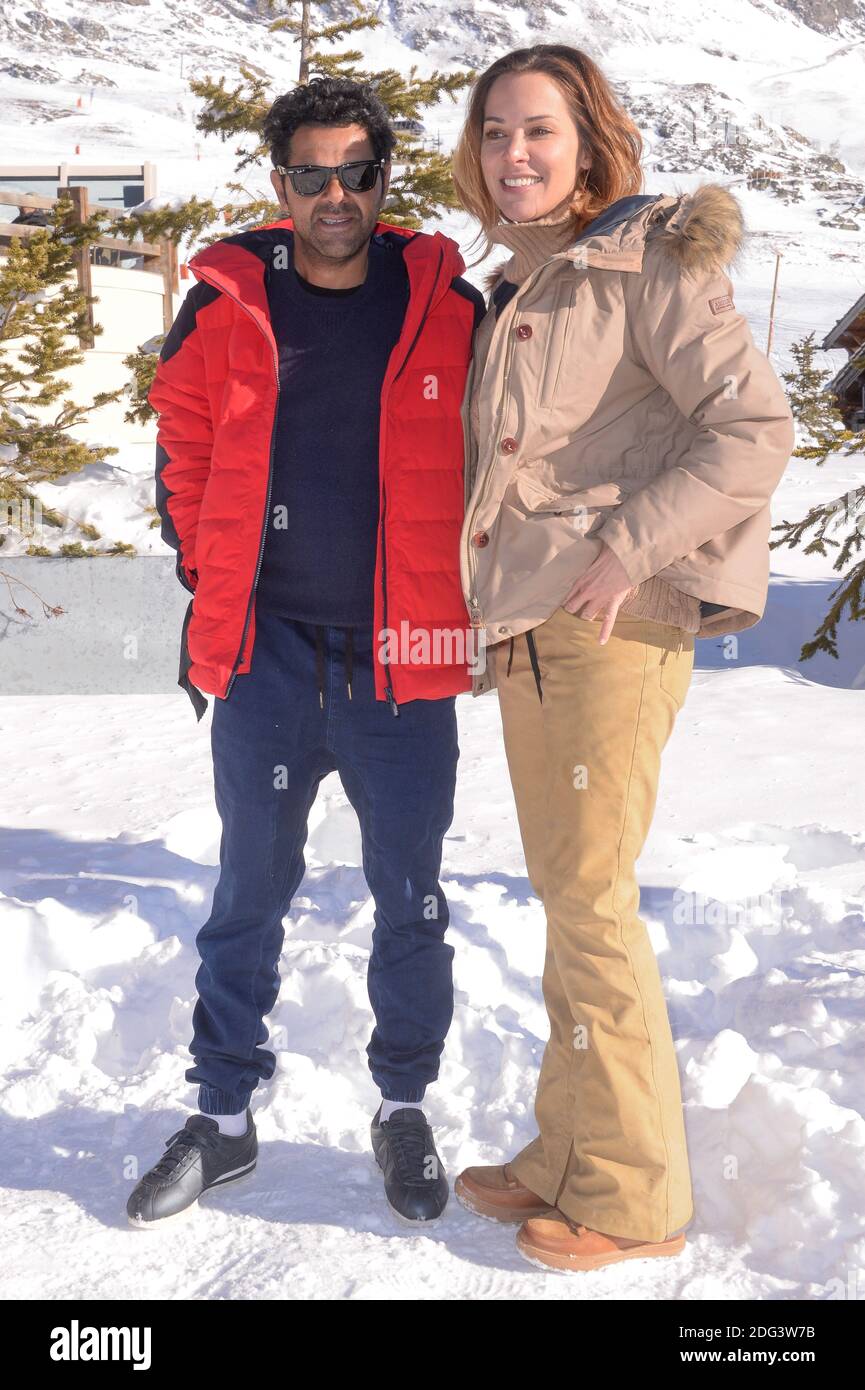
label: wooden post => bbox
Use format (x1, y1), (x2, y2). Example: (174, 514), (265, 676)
(766, 251), (781, 357)
(65, 185), (95, 349)
(159, 236), (178, 335)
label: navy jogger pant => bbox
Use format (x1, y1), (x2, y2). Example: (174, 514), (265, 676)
(185, 607), (460, 1115)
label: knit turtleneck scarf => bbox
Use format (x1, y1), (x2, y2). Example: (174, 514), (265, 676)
(487, 204), (577, 286)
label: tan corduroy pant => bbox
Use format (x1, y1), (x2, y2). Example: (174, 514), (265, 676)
(491, 605), (695, 1243)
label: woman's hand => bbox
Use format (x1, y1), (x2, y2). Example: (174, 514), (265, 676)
(561, 541), (637, 645)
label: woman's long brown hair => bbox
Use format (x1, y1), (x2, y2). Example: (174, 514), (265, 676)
(451, 44), (645, 271)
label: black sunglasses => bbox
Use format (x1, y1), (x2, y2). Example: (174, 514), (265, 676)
(275, 159), (383, 197)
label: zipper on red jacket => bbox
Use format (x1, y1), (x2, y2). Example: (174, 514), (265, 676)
(225, 403), (276, 699)
(189, 265), (279, 700)
(379, 243), (444, 715)
(379, 491), (398, 716)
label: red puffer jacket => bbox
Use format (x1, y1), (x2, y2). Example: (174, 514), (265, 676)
(151, 217), (484, 719)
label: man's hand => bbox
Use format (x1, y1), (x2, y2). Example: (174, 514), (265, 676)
(561, 541), (637, 645)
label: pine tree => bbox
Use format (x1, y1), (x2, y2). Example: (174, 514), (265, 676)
(770, 332), (865, 660)
(111, 198), (221, 259)
(185, 1), (475, 239)
(124, 336), (165, 431)
(0, 197), (134, 557)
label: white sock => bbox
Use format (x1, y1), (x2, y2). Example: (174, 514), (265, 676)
(380, 1099), (424, 1122)
(204, 1110), (248, 1137)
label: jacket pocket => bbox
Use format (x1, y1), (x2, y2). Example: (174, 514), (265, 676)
(514, 478), (632, 534)
(521, 500), (617, 536)
(537, 276), (577, 410)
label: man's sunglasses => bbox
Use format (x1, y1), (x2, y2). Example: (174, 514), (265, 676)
(275, 159), (383, 197)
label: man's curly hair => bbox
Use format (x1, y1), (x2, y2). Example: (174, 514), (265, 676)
(263, 77), (397, 168)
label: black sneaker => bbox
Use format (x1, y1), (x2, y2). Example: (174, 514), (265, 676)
(371, 1104), (449, 1223)
(126, 1109), (257, 1227)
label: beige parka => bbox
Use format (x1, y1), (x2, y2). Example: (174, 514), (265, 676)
(459, 182), (796, 692)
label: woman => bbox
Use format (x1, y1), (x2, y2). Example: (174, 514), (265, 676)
(449, 45), (795, 1273)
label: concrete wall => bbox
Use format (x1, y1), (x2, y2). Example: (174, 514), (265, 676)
(0, 556), (194, 700)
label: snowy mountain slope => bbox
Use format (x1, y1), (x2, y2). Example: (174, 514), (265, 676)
(2, 0), (865, 191)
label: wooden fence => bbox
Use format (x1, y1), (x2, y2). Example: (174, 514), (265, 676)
(0, 185), (178, 348)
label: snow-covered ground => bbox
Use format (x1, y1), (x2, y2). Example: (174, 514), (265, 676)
(1, 448), (863, 1301)
(1, 0), (864, 1303)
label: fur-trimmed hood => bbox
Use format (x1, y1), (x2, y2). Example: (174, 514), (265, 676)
(479, 181), (746, 296)
(651, 181), (745, 277)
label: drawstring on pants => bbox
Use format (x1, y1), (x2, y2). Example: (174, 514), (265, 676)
(525, 630), (544, 705)
(504, 632), (544, 704)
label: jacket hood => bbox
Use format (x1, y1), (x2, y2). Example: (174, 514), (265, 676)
(481, 182), (746, 293)
(650, 181), (745, 276)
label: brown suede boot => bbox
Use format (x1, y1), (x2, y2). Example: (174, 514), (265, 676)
(454, 1163), (555, 1223)
(516, 1210), (687, 1272)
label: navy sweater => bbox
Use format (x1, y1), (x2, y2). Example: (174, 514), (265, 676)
(256, 234), (410, 625)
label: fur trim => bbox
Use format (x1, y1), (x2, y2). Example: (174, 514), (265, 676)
(653, 182), (745, 277)
(482, 262), (507, 296)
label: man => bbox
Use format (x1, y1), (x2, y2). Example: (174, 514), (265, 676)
(130, 77), (484, 1227)
(11, 194), (51, 226)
